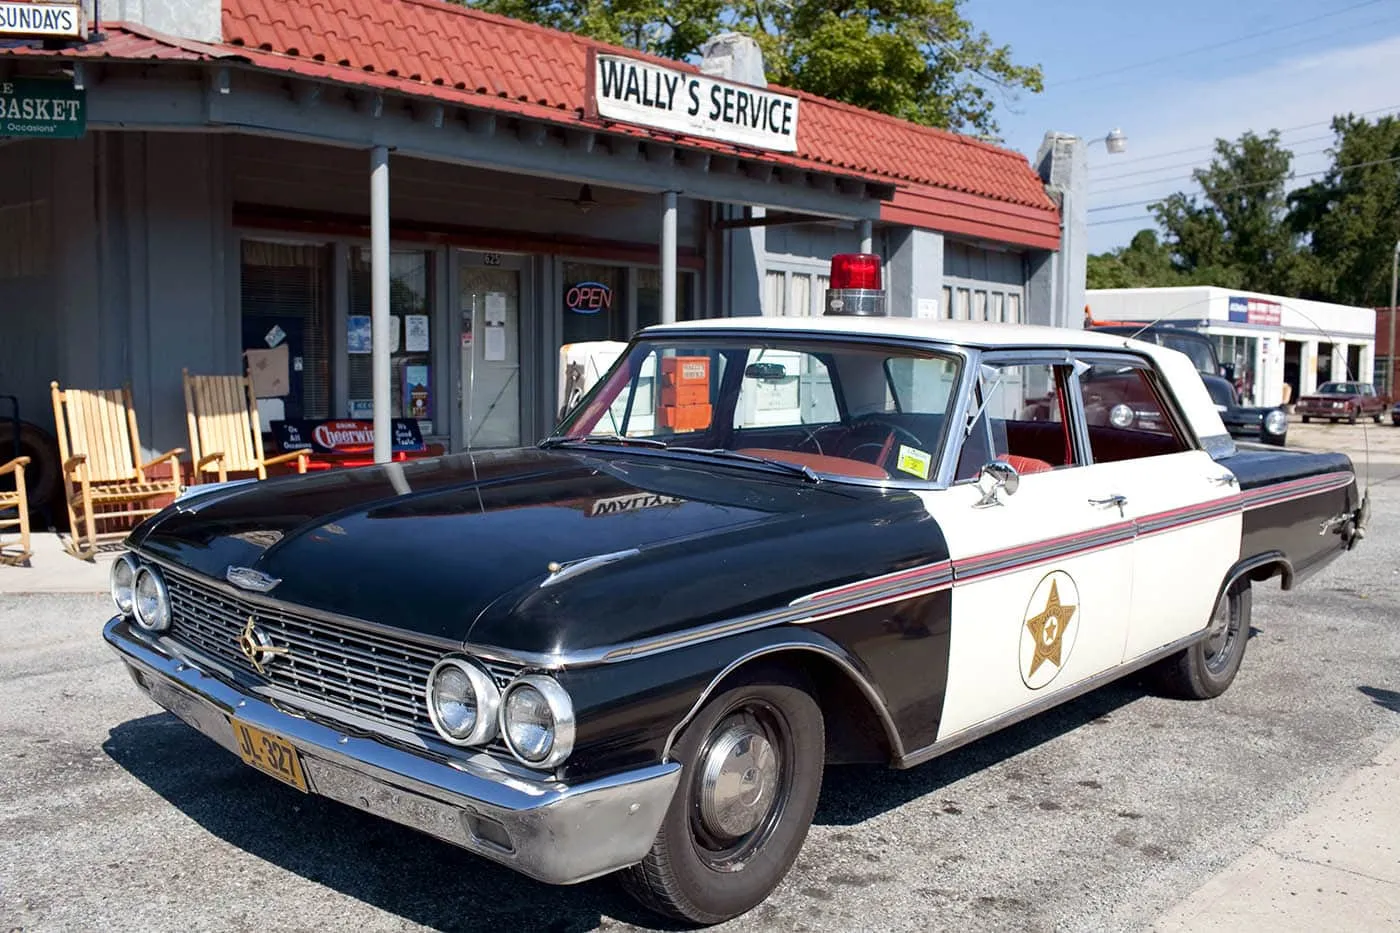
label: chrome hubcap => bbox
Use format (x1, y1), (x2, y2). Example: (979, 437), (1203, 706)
(698, 717), (780, 839)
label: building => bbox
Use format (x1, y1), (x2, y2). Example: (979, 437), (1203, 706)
(1375, 306), (1397, 397)
(0, 0), (1086, 499)
(1085, 287), (1377, 408)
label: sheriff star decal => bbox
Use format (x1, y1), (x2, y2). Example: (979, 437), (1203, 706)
(1019, 571), (1080, 689)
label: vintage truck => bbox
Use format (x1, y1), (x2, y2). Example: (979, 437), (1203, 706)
(102, 254), (1368, 925)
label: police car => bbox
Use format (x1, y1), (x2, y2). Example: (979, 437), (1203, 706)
(102, 253), (1367, 925)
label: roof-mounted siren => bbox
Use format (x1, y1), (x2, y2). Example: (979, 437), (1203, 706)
(824, 253), (886, 317)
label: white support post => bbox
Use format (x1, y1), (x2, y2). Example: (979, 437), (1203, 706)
(858, 219), (873, 254)
(370, 145), (391, 463)
(661, 191), (678, 324)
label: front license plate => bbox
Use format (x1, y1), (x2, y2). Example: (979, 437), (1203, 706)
(231, 717), (309, 792)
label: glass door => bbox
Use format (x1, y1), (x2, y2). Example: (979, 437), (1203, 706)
(458, 253), (524, 449)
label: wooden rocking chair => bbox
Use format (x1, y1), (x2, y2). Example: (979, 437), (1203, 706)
(50, 381), (184, 559)
(0, 455), (30, 565)
(182, 369), (308, 483)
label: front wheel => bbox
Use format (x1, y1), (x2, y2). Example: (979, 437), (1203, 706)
(1151, 579), (1251, 700)
(1302, 415), (1311, 423)
(620, 665), (825, 925)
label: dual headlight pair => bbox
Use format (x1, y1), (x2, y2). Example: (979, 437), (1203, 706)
(426, 657), (575, 771)
(111, 553), (171, 633)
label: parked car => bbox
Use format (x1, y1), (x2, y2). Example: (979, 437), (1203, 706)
(1201, 375), (1289, 447)
(1295, 381), (1390, 424)
(1392, 399), (1400, 426)
(102, 256), (1368, 926)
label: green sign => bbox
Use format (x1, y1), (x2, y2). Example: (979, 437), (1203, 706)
(0, 77), (84, 139)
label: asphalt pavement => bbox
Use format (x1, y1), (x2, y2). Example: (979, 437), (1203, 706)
(1, 421), (1398, 932)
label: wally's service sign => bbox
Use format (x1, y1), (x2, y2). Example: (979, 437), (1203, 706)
(588, 52), (799, 153)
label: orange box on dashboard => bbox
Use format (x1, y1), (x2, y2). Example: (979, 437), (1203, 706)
(660, 356), (710, 387)
(660, 384), (708, 407)
(658, 403), (712, 431)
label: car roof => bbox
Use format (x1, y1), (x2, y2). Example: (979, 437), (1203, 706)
(640, 315), (1156, 353)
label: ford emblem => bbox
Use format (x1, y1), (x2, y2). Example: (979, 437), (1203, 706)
(226, 566), (282, 593)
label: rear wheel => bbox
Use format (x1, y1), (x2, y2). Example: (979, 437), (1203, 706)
(620, 664), (825, 925)
(1152, 579), (1251, 700)
(1302, 416), (1311, 423)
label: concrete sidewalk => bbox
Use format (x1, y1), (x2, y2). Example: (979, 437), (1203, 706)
(0, 532), (113, 594)
(1155, 736), (1400, 932)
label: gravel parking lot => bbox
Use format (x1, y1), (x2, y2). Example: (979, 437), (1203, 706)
(2, 423), (1398, 933)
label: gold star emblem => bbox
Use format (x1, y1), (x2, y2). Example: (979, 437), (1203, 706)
(1025, 580), (1077, 678)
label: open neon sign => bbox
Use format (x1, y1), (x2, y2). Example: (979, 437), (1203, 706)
(565, 281), (612, 315)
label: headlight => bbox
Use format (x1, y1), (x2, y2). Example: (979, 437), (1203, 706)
(1109, 404), (1135, 429)
(1264, 409), (1288, 435)
(131, 566), (171, 633)
(500, 675), (575, 769)
(110, 553), (139, 615)
(426, 657), (500, 746)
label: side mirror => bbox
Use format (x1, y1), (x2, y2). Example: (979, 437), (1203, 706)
(974, 460), (1020, 508)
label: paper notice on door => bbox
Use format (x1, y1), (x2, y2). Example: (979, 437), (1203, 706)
(484, 326), (506, 362)
(405, 314), (430, 352)
(245, 345), (290, 397)
(485, 292), (507, 326)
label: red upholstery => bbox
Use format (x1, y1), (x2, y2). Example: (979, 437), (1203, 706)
(737, 448), (891, 479)
(999, 454), (1053, 475)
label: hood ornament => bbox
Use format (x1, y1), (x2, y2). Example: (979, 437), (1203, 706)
(226, 566), (282, 593)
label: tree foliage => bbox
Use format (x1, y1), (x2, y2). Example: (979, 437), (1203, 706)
(462, 0), (1042, 135)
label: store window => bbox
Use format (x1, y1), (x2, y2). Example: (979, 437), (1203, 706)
(762, 267), (830, 317)
(636, 268), (698, 328)
(347, 248), (434, 432)
(240, 239), (331, 421)
(562, 262), (626, 344)
(1211, 334), (1259, 403)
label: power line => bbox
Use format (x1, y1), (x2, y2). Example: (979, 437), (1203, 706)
(1085, 103), (1400, 170)
(1090, 135), (1339, 187)
(1090, 144), (1339, 196)
(1049, 0), (1389, 88)
(1087, 153), (1400, 213)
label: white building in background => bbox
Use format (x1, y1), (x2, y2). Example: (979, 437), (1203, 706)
(1085, 286), (1376, 408)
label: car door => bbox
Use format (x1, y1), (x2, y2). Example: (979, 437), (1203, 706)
(916, 355), (1137, 743)
(1073, 352), (1242, 661)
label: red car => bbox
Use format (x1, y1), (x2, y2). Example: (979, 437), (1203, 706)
(1295, 381), (1390, 424)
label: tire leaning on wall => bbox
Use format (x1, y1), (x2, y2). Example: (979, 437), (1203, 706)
(0, 419), (63, 530)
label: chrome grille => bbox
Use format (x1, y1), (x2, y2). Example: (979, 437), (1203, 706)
(161, 567), (518, 744)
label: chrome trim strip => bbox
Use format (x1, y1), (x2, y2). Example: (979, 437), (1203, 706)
(539, 548), (640, 588)
(105, 616), (681, 886)
(1241, 471), (1354, 510)
(897, 628), (1208, 769)
(659, 641), (905, 762)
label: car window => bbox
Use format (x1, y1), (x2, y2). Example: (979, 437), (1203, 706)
(955, 362), (1074, 481)
(1077, 360), (1192, 464)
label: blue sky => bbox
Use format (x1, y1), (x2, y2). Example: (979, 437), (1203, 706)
(962, 0), (1400, 253)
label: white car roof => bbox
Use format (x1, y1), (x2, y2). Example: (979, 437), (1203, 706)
(640, 315), (1231, 445)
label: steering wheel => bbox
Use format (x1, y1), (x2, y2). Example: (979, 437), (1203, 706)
(833, 415), (927, 472)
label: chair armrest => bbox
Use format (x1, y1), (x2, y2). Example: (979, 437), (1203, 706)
(196, 452), (227, 469)
(0, 456), (30, 476)
(262, 450), (309, 468)
(62, 454), (87, 472)
(140, 448), (187, 471)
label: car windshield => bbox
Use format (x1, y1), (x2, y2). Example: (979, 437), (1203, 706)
(1157, 334), (1218, 376)
(1203, 378), (1235, 409)
(548, 335), (964, 483)
(1317, 382), (1359, 394)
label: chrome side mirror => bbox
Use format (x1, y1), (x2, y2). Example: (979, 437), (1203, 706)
(974, 460), (1020, 508)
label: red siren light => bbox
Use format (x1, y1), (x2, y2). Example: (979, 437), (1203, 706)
(825, 253), (886, 316)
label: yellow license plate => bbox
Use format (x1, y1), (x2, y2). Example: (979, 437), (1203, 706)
(231, 717), (309, 792)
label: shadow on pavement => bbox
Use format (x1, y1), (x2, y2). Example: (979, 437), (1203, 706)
(1359, 685), (1400, 714)
(102, 714), (686, 933)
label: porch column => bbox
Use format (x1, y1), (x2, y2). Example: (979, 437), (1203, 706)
(370, 145), (391, 463)
(661, 190), (678, 324)
(858, 219), (873, 254)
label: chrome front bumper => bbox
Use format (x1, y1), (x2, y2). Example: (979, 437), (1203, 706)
(103, 616), (681, 885)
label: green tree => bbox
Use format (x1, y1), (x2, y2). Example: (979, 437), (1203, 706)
(462, 0), (1042, 135)
(1148, 130), (1300, 293)
(1288, 114), (1400, 306)
(1086, 229), (1190, 289)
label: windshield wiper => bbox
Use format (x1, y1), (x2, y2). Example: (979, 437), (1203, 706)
(540, 434), (668, 449)
(667, 447), (821, 483)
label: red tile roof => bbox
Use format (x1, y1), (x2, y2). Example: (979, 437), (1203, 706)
(0, 1), (1061, 248)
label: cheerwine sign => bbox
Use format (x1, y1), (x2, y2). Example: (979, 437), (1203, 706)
(588, 51), (799, 153)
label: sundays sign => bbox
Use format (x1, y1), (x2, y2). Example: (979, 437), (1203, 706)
(589, 52), (799, 153)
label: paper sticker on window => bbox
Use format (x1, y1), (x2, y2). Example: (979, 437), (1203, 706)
(896, 444), (932, 479)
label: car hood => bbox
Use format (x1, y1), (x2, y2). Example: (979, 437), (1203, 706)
(130, 447), (932, 653)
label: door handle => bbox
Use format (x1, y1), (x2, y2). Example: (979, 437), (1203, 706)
(1089, 494), (1128, 517)
(1208, 473), (1239, 487)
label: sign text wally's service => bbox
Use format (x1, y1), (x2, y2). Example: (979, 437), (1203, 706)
(589, 52), (799, 153)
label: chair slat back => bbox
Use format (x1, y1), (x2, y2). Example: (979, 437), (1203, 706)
(184, 372), (260, 473)
(53, 385), (139, 482)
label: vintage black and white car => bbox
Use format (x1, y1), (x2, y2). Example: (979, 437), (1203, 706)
(104, 255), (1368, 925)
